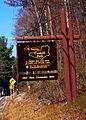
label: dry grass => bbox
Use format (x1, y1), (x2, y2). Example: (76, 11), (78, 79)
(2, 92), (86, 120)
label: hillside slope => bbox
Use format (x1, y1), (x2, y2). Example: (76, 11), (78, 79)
(3, 92), (86, 120)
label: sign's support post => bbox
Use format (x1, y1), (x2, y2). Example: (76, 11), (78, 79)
(16, 42), (19, 94)
(68, 16), (77, 99)
(61, 8), (72, 101)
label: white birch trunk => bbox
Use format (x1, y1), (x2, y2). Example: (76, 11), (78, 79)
(47, 1), (53, 35)
(32, 0), (43, 36)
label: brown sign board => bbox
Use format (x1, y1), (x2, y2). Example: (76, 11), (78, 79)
(17, 41), (58, 81)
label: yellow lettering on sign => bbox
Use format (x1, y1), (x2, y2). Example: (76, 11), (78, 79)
(49, 76), (55, 78)
(22, 77), (28, 79)
(29, 60), (35, 62)
(37, 52), (45, 54)
(37, 55), (43, 58)
(30, 65), (48, 69)
(36, 76), (48, 79)
(31, 48), (40, 51)
(29, 76), (35, 79)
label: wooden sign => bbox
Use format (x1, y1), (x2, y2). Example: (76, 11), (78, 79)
(17, 41), (58, 81)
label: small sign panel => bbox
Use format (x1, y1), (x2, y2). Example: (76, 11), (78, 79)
(17, 41), (58, 81)
(9, 78), (16, 85)
(9, 85), (13, 89)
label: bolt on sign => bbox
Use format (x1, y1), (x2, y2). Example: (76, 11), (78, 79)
(17, 41), (58, 81)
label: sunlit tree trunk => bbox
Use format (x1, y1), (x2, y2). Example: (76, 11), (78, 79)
(47, 1), (53, 35)
(44, 9), (49, 35)
(30, 0), (43, 36)
(64, 0), (69, 28)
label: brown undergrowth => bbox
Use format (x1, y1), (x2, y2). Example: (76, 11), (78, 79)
(2, 92), (86, 120)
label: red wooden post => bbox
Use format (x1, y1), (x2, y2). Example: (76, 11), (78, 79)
(61, 9), (72, 101)
(15, 35), (80, 41)
(16, 42), (19, 92)
(16, 35), (63, 40)
(68, 16), (77, 99)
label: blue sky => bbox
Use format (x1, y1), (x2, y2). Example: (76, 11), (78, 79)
(0, 0), (18, 56)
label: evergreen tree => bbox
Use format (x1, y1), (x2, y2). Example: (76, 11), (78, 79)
(0, 36), (15, 87)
